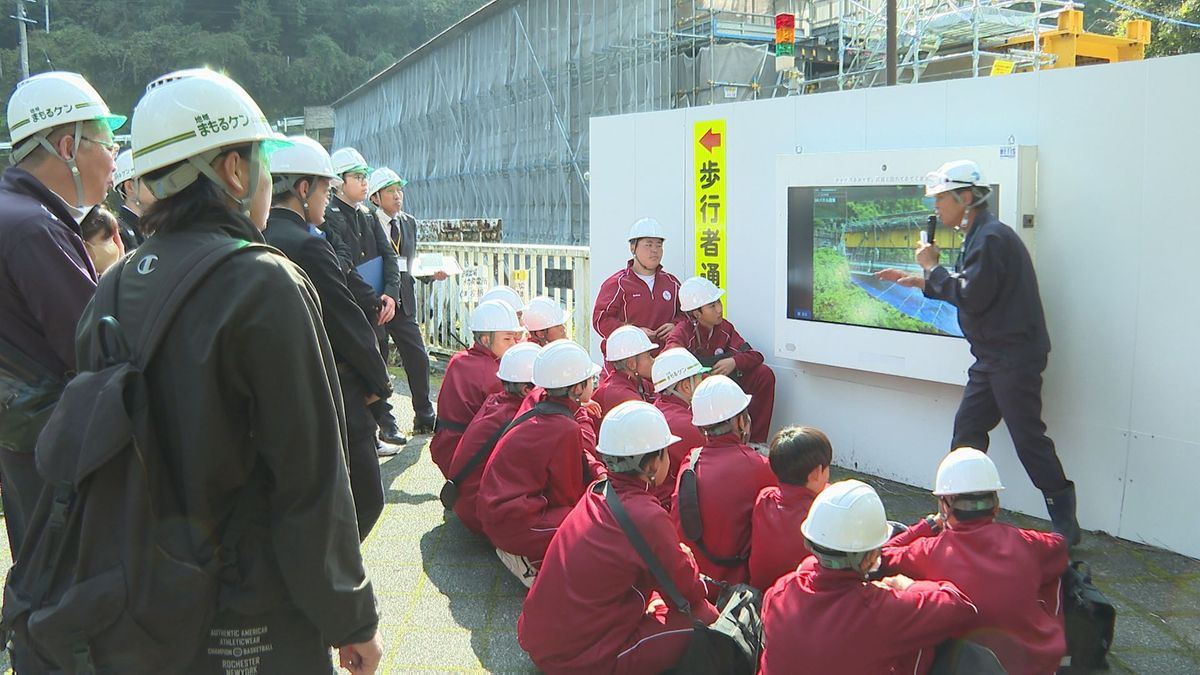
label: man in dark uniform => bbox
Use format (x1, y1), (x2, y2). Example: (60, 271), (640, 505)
(266, 136), (392, 539)
(111, 149), (154, 249)
(0, 72), (123, 558)
(367, 167), (442, 435)
(876, 159), (1080, 545)
(325, 147), (408, 448)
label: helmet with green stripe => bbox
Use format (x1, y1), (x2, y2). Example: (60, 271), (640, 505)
(7, 71), (125, 155)
(6, 71), (126, 209)
(130, 68), (287, 213)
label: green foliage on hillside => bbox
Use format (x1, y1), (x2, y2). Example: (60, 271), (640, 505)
(0, 0), (485, 129)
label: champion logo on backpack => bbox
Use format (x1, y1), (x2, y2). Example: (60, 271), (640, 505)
(136, 254), (158, 275)
(1, 239), (275, 674)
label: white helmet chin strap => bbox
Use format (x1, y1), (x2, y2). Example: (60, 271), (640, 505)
(18, 120), (90, 211)
(148, 143), (262, 216)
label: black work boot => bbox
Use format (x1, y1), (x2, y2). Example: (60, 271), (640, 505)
(1043, 481), (1082, 546)
(378, 420), (407, 445)
(413, 414), (436, 435)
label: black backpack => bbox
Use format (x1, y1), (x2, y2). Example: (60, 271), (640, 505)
(1060, 560), (1116, 673)
(2, 239), (272, 674)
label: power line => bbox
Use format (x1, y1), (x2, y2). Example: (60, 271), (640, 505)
(1101, 0), (1200, 29)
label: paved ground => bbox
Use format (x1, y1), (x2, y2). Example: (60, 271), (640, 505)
(4, 364), (1200, 673)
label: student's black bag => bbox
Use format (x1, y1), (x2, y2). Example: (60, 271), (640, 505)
(601, 480), (762, 675)
(2, 239), (272, 674)
(1059, 560), (1116, 672)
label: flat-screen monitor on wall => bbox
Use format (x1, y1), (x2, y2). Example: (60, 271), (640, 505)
(775, 146), (1037, 385)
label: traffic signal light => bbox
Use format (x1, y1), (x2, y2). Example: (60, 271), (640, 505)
(775, 13), (796, 70)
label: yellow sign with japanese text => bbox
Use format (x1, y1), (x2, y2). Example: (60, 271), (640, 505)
(694, 119), (727, 307)
(990, 59), (1015, 76)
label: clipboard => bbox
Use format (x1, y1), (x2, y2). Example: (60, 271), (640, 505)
(356, 256), (385, 295)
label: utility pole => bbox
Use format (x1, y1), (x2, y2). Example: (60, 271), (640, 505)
(886, 0), (898, 86)
(43, 0), (48, 33)
(12, 0), (38, 80)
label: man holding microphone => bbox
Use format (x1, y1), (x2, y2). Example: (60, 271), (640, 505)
(876, 159), (1080, 546)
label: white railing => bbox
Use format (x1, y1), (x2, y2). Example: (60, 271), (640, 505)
(415, 242), (592, 356)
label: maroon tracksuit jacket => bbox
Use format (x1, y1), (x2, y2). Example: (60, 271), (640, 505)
(518, 472), (718, 674)
(665, 318), (775, 443)
(429, 342), (502, 477)
(651, 393), (705, 509)
(593, 368), (654, 415)
(760, 556), (979, 674)
(670, 432), (777, 585)
(592, 260), (684, 357)
(447, 390), (523, 536)
(477, 391), (600, 561)
(749, 484), (819, 590)
(882, 516), (1069, 674)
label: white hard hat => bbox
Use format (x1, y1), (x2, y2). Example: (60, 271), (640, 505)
(932, 448), (1006, 496)
(627, 217), (666, 241)
(652, 348), (710, 392)
(598, 401), (681, 457)
(7, 71), (125, 161)
(605, 325), (658, 362)
(523, 296), (566, 331)
(469, 299), (522, 333)
(800, 479), (891, 553)
(131, 69), (283, 201)
(479, 285), (525, 314)
(270, 135), (337, 179)
(496, 342), (541, 383)
(533, 339), (601, 389)
(690, 374), (751, 427)
(679, 276), (725, 312)
(113, 149), (135, 186)
(330, 147), (370, 176)
(925, 159), (987, 197)
(368, 167), (407, 197)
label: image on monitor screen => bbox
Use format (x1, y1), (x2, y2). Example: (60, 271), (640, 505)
(785, 184), (998, 338)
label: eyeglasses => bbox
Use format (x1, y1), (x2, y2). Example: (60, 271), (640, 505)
(80, 136), (120, 156)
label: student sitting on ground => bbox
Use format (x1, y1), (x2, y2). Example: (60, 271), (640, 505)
(649, 348), (709, 510)
(446, 342), (541, 536)
(522, 296), (568, 346)
(760, 480), (980, 675)
(749, 426), (832, 590)
(671, 375), (777, 585)
(594, 324), (657, 415)
(881, 448), (1069, 675)
(665, 276), (775, 443)
(518, 401), (718, 674)
(477, 339), (603, 587)
(428, 299), (522, 478)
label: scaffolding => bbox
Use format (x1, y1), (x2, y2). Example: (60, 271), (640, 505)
(333, 0), (822, 245)
(332, 0), (1130, 245)
(825, 0), (1079, 90)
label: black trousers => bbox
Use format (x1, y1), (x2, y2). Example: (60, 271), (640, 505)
(374, 309), (433, 422)
(340, 375), (384, 541)
(0, 446), (44, 558)
(950, 360), (1069, 493)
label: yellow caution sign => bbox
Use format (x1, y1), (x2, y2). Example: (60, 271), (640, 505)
(510, 269), (530, 303)
(990, 59), (1015, 76)
(694, 119), (727, 307)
